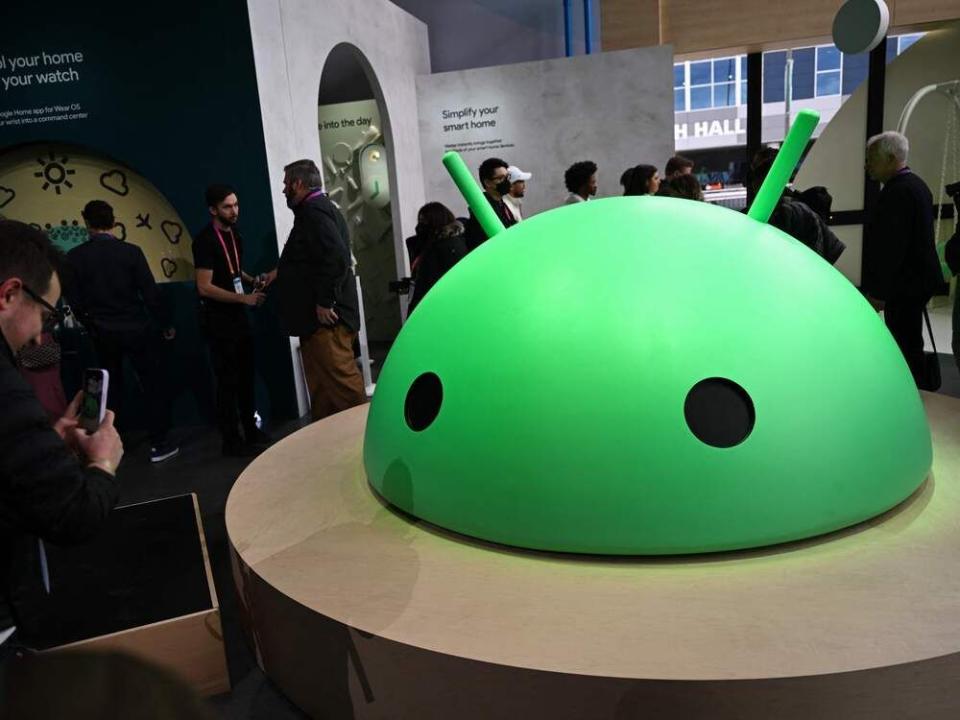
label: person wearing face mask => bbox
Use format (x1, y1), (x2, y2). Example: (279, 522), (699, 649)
(463, 158), (518, 252)
(502, 166), (532, 222)
(0, 221), (123, 687)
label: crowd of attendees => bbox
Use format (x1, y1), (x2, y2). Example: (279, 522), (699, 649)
(407, 131), (957, 394)
(0, 158), (367, 704)
(0, 130), (956, 711)
(404, 147), (849, 325)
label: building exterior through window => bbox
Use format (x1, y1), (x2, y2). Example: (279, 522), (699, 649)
(673, 34), (924, 189)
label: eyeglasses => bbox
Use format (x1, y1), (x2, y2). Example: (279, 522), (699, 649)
(21, 284), (64, 330)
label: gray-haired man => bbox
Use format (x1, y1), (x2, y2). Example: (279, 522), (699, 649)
(276, 159), (366, 421)
(863, 131), (943, 386)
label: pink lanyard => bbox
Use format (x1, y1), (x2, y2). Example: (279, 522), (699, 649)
(304, 189), (325, 203)
(212, 224), (240, 277)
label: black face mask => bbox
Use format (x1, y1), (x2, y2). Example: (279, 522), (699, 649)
(495, 179), (511, 196)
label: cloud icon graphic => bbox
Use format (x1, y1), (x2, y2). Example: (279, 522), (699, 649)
(161, 258), (178, 278)
(161, 220), (183, 245)
(99, 170), (129, 196)
(0, 186), (15, 209)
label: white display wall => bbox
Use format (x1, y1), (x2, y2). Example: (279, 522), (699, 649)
(416, 46), (675, 219)
(246, 0), (430, 412)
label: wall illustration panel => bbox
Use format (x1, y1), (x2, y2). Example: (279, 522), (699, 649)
(0, 143), (194, 282)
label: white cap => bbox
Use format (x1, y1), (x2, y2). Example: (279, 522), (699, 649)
(507, 165), (532, 183)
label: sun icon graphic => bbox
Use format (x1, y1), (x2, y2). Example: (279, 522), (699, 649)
(34, 150), (76, 195)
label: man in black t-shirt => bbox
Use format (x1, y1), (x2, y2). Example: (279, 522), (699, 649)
(192, 184), (275, 456)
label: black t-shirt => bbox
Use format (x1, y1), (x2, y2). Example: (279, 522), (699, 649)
(192, 223), (246, 325)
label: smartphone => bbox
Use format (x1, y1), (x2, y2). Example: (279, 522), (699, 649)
(79, 368), (110, 433)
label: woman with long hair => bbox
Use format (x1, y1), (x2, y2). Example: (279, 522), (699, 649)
(620, 164), (661, 196)
(408, 202), (467, 314)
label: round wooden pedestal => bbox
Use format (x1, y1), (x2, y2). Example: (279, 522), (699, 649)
(226, 393), (960, 719)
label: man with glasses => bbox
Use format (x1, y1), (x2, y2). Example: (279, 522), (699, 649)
(19, 285), (61, 329)
(66, 200), (179, 463)
(463, 157), (518, 251)
(0, 219), (123, 692)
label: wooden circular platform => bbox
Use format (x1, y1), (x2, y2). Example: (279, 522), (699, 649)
(226, 393), (960, 719)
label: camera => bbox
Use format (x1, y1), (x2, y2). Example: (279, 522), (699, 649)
(945, 180), (960, 210)
(389, 277), (412, 295)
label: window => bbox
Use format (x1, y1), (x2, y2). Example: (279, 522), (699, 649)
(816, 72), (841, 96)
(898, 34), (922, 52)
(673, 54), (747, 158)
(713, 58), (736, 84)
(713, 83), (737, 107)
(815, 45), (841, 97)
(763, 51), (786, 103)
(817, 46), (841, 71)
(674, 64), (685, 88)
(690, 61), (711, 86)
(841, 51), (868, 95)
(677, 56), (745, 112)
(691, 86), (712, 110)
(886, 40), (899, 63)
(764, 45), (848, 103)
(887, 32), (926, 63)
(791, 48), (815, 100)
(674, 63), (686, 112)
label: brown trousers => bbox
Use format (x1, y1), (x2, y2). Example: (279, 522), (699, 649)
(299, 324), (367, 421)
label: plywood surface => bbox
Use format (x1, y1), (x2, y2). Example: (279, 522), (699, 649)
(55, 610), (229, 697)
(601, 0), (960, 54)
(226, 394), (960, 681)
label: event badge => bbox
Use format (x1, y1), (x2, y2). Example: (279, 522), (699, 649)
(233, 276), (244, 295)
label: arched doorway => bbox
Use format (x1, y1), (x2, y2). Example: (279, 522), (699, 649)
(318, 44), (402, 365)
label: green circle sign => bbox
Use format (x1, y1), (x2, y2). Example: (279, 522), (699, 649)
(364, 197), (931, 554)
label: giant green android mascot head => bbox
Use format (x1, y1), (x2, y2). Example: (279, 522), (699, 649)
(363, 110), (932, 554)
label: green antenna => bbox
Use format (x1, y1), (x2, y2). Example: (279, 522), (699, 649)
(443, 151), (507, 239)
(747, 109), (820, 224)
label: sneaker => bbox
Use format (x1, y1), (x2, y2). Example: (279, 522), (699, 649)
(150, 443), (180, 464)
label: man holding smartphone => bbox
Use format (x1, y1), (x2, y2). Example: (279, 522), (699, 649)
(0, 220), (123, 686)
(193, 184), (275, 456)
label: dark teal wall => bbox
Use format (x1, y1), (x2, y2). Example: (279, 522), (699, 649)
(0, 0), (298, 426)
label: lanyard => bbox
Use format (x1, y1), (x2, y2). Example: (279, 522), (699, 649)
(212, 223), (240, 277)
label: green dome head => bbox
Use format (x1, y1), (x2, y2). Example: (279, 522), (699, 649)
(363, 195), (931, 554)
